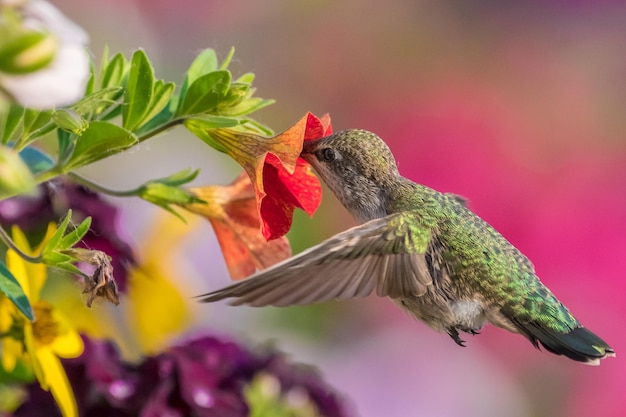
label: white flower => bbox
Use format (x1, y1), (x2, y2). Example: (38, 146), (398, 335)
(0, 0), (90, 109)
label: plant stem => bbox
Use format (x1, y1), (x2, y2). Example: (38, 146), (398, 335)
(66, 172), (141, 197)
(136, 117), (184, 143)
(0, 226), (41, 263)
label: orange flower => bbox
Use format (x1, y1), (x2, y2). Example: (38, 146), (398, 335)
(185, 112), (331, 240)
(186, 172), (291, 280)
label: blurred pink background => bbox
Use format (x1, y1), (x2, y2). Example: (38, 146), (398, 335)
(57, 1), (626, 416)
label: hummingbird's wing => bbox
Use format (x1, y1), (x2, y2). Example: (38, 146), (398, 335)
(198, 212), (436, 306)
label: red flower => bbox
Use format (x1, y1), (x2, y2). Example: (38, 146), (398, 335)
(186, 112), (332, 240)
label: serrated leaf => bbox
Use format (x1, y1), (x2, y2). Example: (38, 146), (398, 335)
(65, 121), (137, 170)
(19, 146), (54, 175)
(58, 217), (91, 250)
(179, 49), (219, 106)
(0, 260), (34, 321)
(123, 49), (154, 131)
(177, 70), (231, 116)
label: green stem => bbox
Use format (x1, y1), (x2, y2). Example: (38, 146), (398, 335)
(67, 172), (142, 197)
(136, 117), (184, 143)
(0, 225), (41, 263)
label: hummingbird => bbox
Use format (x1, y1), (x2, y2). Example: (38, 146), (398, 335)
(199, 129), (615, 365)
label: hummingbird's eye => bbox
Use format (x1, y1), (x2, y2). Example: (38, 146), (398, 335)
(319, 148), (336, 162)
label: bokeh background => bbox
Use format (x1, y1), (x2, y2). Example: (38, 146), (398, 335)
(54, 1), (626, 416)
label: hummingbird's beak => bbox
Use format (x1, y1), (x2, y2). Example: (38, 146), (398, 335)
(301, 138), (322, 155)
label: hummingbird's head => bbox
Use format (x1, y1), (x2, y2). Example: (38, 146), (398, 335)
(301, 129), (400, 222)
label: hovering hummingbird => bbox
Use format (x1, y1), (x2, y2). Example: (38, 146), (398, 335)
(199, 129), (615, 365)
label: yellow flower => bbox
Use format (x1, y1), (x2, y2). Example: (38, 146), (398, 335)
(0, 225), (83, 417)
(126, 212), (193, 356)
(45, 212), (193, 360)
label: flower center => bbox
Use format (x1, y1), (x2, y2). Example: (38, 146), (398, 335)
(32, 301), (59, 346)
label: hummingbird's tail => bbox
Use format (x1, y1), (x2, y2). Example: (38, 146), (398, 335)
(515, 321), (615, 365)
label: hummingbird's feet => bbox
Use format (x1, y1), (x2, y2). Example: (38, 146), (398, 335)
(447, 327), (466, 347)
(447, 326), (482, 346)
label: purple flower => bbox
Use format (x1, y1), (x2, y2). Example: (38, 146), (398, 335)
(0, 179), (135, 292)
(14, 334), (352, 417)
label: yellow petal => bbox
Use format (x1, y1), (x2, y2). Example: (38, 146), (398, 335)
(127, 264), (190, 355)
(1, 336), (22, 372)
(142, 211), (200, 259)
(34, 222), (58, 253)
(0, 298), (21, 371)
(36, 347), (78, 417)
(8, 226), (47, 301)
(5, 243), (32, 301)
(49, 309), (84, 358)
(23, 323), (45, 389)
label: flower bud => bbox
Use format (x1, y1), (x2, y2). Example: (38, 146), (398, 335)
(0, 145), (35, 199)
(52, 108), (88, 134)
(0, 30), (58, 74)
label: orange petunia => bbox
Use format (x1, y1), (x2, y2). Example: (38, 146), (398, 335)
(186, 172), (291, 280)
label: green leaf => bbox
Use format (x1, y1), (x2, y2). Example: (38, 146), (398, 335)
(101, 52), (128, 90)
(0, 260), (34, 321)
(177, 70), (231, 116)
(219, 83), (251, 109)
(179, 49), (219, 105)
(1, 105), (24, 144)
(52, 109), (88, 135)
(14, 109), (53, 149)
(139, 80), (175, 129)
(236, 72), (256, 84)
(58, 217), (91, 250)
(0, 145), (35, 199)
(219, 47), (236, 70)
(56, 129), (74, 166)
(184, 117), (242, 153)
(72, 87), (123, 116)
(84, 62), (96, 96)
(43, 210), (72, 254)
(155, 167), (199, 187)
(50, 261), (83, 276)
(185, 114), (241, 129)
(19, 146), (54, 175)
(141, 182), (199, 206)
(64, 121), (137, 170)
(219, 97), (275, 117)
(123, 49), (154, 131)
(41, 251), (75, 267)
